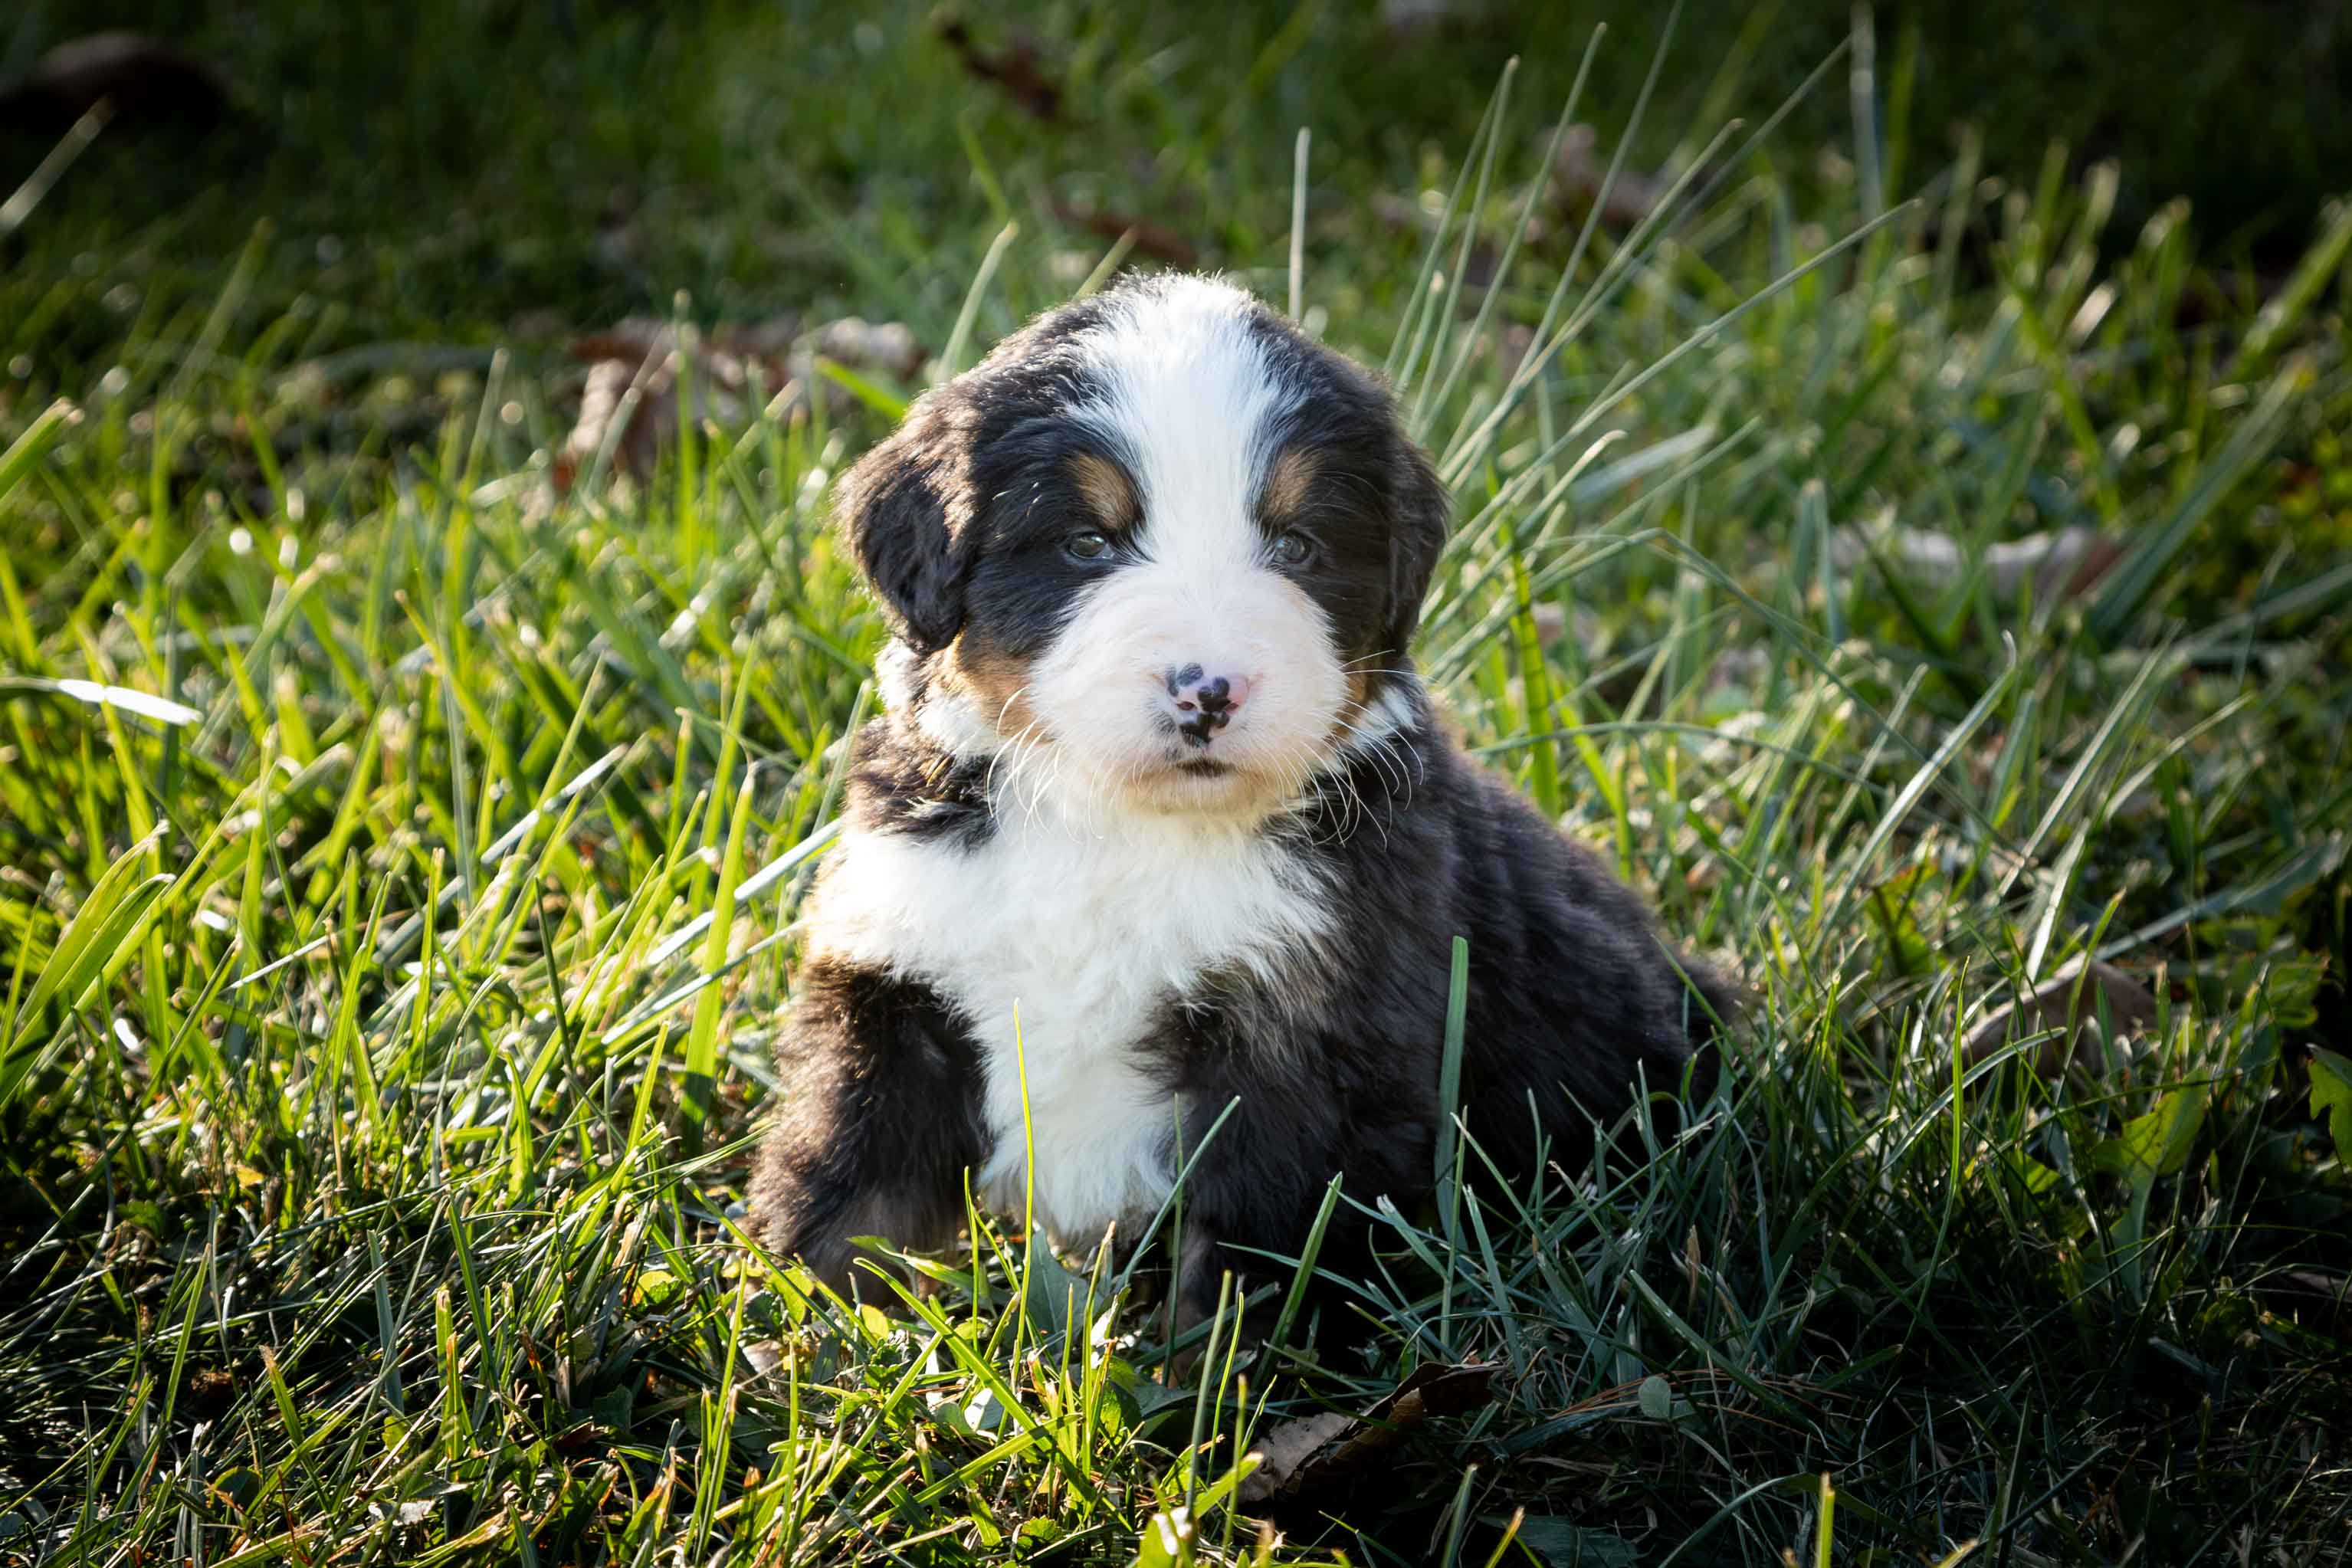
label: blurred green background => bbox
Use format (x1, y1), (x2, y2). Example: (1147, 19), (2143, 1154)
(7, 0), (2350, 369)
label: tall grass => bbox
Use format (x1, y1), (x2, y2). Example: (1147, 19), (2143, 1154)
(4, 9), (2350, 1563)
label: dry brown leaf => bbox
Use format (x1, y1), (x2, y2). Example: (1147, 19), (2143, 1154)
(1550, 125), (1666, 231)
(553, 317), (924, 492)
(1048, 198), (1200, 270)
(1833, 521), (2127, 602)
(0, 31), (232, 134)
(1236, 1411), (1353, 1504)
(1962, 953), (2159, 1072)
(1366, 1360), (1501, 1422)
(1236, 1362), (1500, 1505)
(933, 12), (1064, 123)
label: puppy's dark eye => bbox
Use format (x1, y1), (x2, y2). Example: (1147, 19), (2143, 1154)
(1065, 530), (1112, 561)
(1270, 530), (1314, 567)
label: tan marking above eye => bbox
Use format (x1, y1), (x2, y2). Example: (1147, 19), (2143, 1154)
(1068, 451), (1142, 528)
(1258, 446), (1320, 521)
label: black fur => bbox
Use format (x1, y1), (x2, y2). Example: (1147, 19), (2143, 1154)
(1242, 307), (1451, 661)
(839, 675), (999, 850)
(753, 959), (992, 1288)
(832, 296), (1123, 655)
(1149, 684), (1732, 1314)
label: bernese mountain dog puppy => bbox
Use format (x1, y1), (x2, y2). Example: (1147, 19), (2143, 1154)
(752, 273), (1730, 1327)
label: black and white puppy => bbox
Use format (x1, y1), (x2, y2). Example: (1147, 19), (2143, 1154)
(753, 274), (1730, 1321)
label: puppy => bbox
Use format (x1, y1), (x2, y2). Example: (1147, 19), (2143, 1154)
(752, 274), (1730, 1324)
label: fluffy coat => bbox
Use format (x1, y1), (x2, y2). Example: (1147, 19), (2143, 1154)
(751, 274), (1730, 1319)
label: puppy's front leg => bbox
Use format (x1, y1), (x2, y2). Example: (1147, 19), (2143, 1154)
(1161, 1083), (1399, 1368)
(750, 959), (988, 1298)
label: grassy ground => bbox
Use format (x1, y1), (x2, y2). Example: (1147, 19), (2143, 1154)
(5, 4), (2352, 1563)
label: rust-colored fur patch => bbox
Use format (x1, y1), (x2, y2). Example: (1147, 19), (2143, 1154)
(942, 640), (1041, 736)
(1069, 451), (1141, 528)
(1326, 666), (1373, 751)
(1258, 445), (1320, 521)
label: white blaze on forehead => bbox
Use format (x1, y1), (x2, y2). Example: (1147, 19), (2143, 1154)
(958, 276), (1353, 818)
(990, 277), (1351, 812)
(1071, 276), (1298, 574)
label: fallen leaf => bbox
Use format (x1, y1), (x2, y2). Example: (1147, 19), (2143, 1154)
(0, 31), (233, 134)
(1832, 520), (2126, 602)
(553, 316), (924, 491)
(1962, 953), (2159, 1072)
(809, 317), (925, 382)
(1365, 1360), (1500, 1422)
(1236, 1411), (1353, 1503)
(556, 359), (648, 492)
(1550, 125), (1666, 231)
(933, 12), (1064, 123)
(1236, 1362), (1500, 1504)
(1049, 197), (1200, 269)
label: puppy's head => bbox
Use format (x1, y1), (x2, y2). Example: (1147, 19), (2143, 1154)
(837, 274), (1447, 819)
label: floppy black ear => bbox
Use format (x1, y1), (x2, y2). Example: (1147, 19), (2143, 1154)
(833, 408), (974, 654)
(1383, 437), (1451, 658)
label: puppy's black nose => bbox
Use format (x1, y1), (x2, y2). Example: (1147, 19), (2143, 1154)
(1166, 664), (1252, 744)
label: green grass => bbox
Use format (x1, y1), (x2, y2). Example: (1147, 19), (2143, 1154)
(5, 5), (2352, 1563)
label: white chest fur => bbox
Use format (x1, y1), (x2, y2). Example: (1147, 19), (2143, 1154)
(805, 802), (1330, 1242)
